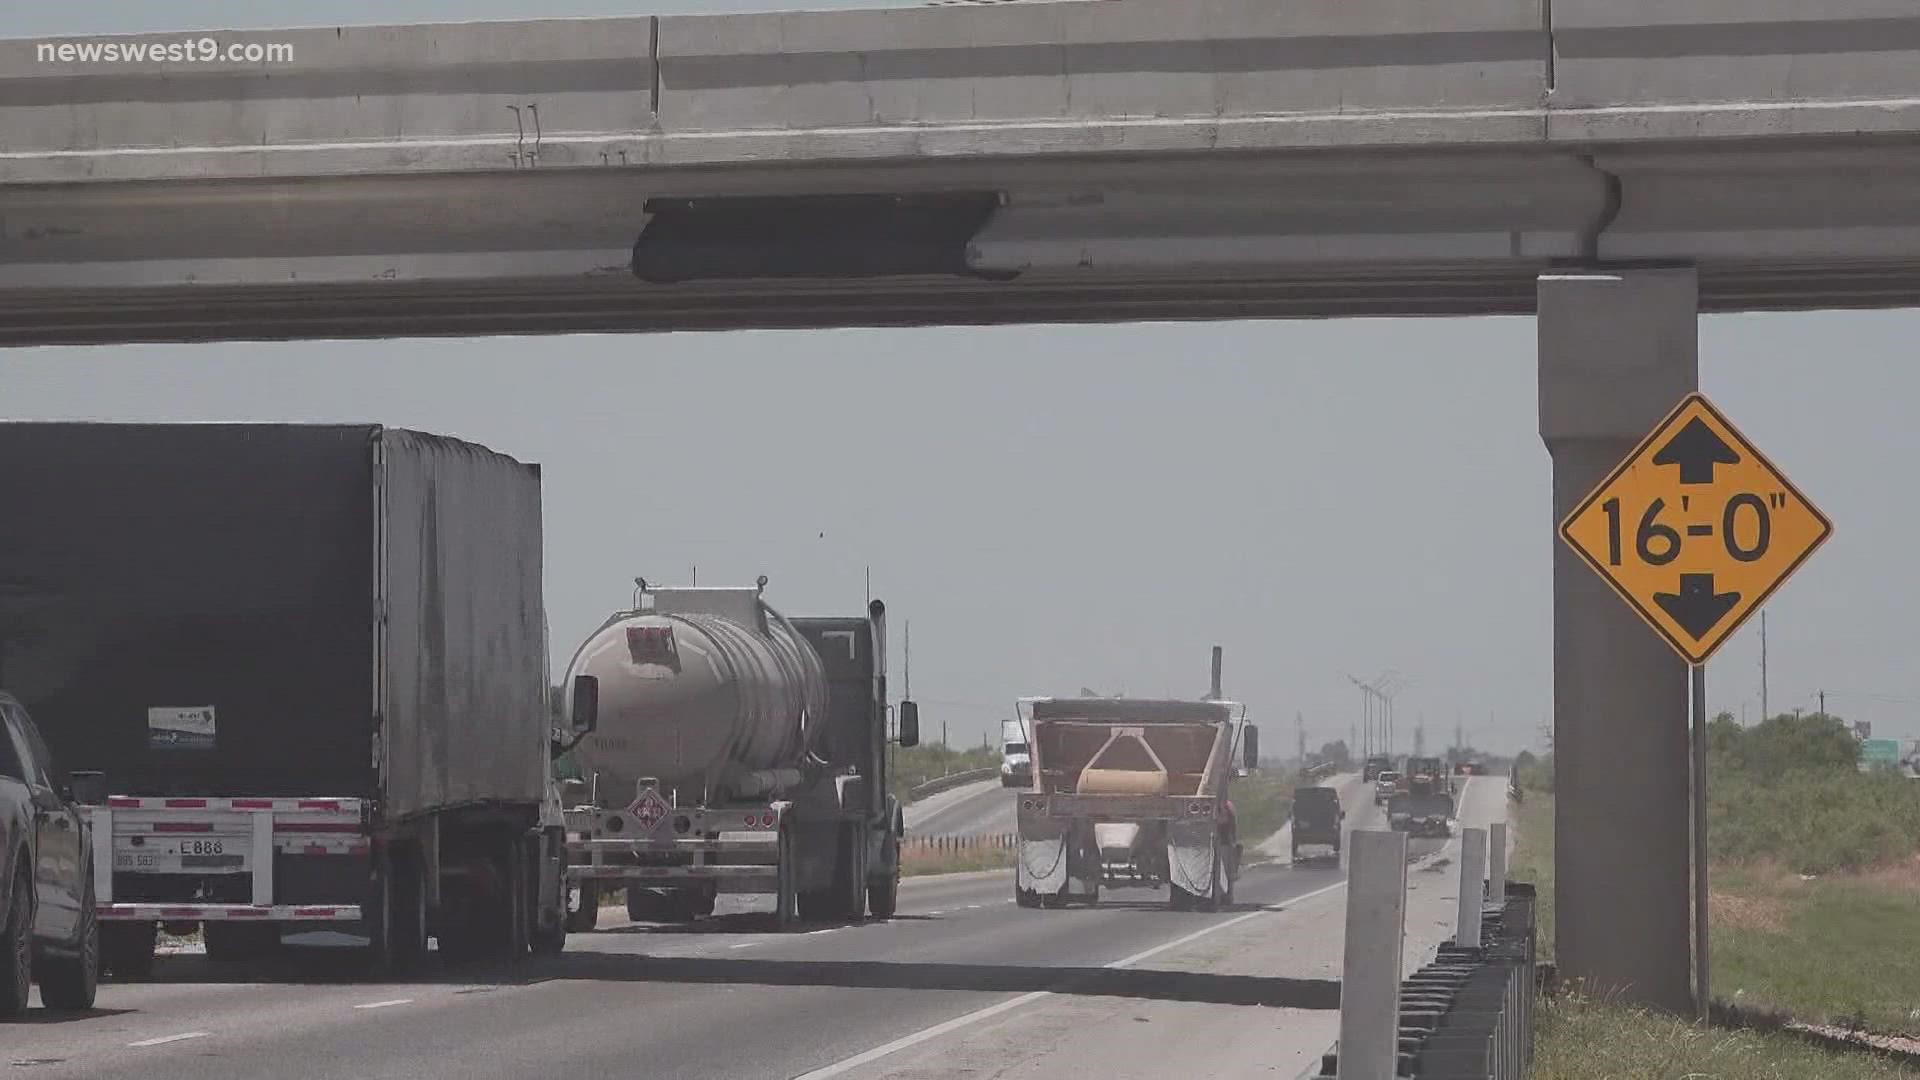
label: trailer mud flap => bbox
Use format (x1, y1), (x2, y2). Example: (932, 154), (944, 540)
(1017, 817), (1069, 896)
(1166, 820), (1217, 898)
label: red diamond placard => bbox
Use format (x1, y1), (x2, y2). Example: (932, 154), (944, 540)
(626, 789), (669, 832)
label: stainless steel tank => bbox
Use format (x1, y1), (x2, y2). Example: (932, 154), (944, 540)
(564, 585), (829, 805)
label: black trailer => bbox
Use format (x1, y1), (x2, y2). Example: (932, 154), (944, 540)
(0, 423), (565, 976)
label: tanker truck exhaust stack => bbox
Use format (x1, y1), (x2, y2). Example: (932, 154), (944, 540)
(558, 580), (915, 931)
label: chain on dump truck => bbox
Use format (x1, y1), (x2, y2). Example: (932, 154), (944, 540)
(1012, 647), (1258, 911)
(0, 422), (568, 978)
(555, 579), (918, 931)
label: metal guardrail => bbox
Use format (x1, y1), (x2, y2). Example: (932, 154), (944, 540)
(1306, 824), (1538, 1080)
(907, 766), (1000, 801)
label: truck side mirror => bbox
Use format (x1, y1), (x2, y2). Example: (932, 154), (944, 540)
(898, 701), (920, 748)
(570, 675), (599, 734)
(67, 769), (108, 806)
(1242, 725), (1259, 771)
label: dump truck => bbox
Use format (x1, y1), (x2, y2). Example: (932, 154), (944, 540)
(556, 580), (917, 931)
(1013, 647), (1256, 910)
(1387, 773), (1455, 838)
(1407, 756), (1451, 797)
(0, 422), (568, 977)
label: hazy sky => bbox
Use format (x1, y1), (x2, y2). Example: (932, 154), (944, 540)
(5, 2), (1915, 757)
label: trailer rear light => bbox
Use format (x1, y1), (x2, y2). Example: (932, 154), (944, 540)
(760, 811), (776, 828)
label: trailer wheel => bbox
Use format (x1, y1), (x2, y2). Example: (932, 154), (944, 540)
(100, 921), (156, 980)
(1013, 886), (1040, 909)
(392, 848), (429, 972)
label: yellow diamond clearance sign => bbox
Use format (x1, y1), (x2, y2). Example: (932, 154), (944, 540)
(1559, 392), (1832, 665)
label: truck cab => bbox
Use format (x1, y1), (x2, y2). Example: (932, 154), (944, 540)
(1001, 719), (1032, 788)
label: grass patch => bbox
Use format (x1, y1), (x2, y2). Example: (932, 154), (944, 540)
(1231, 767), (1300, 844)
(1713, 861), (1920, 1035)
(891, 744), (1002, 805)
(901, 843), (1015, 877)
(1534, 990), (1920, 1079)
(1507, 786), (1556, 963)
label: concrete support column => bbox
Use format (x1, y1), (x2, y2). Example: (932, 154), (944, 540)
(1537, 269), (1697, 1013)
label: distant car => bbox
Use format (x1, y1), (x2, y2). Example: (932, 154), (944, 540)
(1373, 771), (1401, 805)
(0, 693), (99, 1017)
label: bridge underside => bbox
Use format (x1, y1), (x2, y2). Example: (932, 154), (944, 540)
(7, 142), (1920, 346)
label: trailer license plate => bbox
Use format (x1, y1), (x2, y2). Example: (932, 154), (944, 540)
(115, 838), (250, 873)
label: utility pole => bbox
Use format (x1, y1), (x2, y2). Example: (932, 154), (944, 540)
(1760, 611), (1769, 722)
(1414, 715), (1426, 757)
(1818, 689), (1826, 717)
(1297, 710), (1307, 765)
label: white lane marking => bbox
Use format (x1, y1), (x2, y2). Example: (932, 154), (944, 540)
(794, 879), (1344, 1080)
(808, 927), (840, 935)
(965, 904), (983, 910)
(355, 999), (413, 1010)
(925, 910), (944, 916)
(731, 941), (761, 949)
(129, 1032), (210, 1048)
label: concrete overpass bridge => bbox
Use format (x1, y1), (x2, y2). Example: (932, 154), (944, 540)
(4, 0), (1918, 1015)
(5, 1), (1920, 343)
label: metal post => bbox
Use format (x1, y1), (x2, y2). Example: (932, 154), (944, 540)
(1338, 829), (1408, 1080)
(1691, 663), (1710, 1021)
(1489, 822), (1508, 907)
(1457, 827), (1488, 949)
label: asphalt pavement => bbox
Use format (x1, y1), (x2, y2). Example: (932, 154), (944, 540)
(901, 778), (1017, 840)
(5, 784), (1461, 1080)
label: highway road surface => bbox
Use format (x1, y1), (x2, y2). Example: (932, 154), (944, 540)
(6, 779), (1501, 1080)
(902, 777), (1017, 840)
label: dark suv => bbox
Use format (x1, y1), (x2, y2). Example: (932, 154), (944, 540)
(1289, 785), (1345, 864)
(0, 693), (99, 1017)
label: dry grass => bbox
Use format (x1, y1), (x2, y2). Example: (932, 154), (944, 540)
(900, 843), (1015, 877)
(1535, 990), (1920, 1079)
(1710, 888), (1791, 933)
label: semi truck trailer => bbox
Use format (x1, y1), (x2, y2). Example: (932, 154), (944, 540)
(1013, 647), (1257, 911)
(0, 423), (568, 977)
(556, 580), (918, 931)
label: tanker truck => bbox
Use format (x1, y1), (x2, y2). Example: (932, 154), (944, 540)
(1013, 647), (1256, 911)
(556, 579), (918, 931)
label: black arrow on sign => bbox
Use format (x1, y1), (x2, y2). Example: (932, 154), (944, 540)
(1654, 573), (1741, 641)
(1652, 417), (1741, 484)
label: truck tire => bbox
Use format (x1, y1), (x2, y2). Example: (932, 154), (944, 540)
(100, 921), (156, 980)
(37, 875), (98, 1011)
(1013, 886), (1040, 909)
(841, 824), (868, 922)
(565, 882), (600, 933)
(0, 866), (30, 1019)
(391, 848), (428, 972)
(867, 821), (901, 919)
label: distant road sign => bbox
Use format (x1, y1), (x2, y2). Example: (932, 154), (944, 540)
(1862, 739), (1902, 767)
(1560, 393), (1833, 665)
